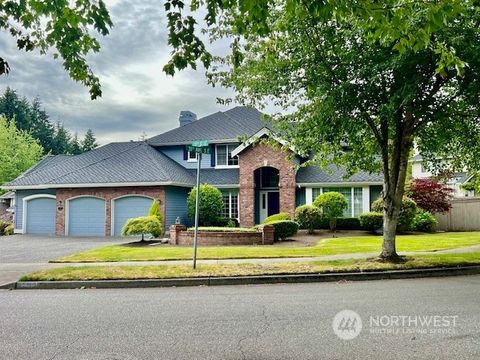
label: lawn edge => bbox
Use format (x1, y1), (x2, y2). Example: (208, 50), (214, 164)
(9, 265), (480, 290)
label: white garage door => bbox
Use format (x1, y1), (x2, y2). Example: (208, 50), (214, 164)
(113, 196), (153, 236)
(68, 197), (106, 236)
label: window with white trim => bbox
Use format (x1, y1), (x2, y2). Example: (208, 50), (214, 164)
(221, 191), (239, 219)
(216, 144), (238, 167)
(187, 150), (198, 162)
(312, 187), (364, 217)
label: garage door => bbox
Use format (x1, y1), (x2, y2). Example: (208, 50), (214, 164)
(113, 196), (153, 236)
(26, 197), (56, 235)
(68, 197), (106, 236)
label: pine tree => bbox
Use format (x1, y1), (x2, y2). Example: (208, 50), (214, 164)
(29, 98), (55, 154)
(68, 133), (82, 155)
(0, 87), (31, 130)
(53, 122), (71, 155)
(81, 129), (98, 152)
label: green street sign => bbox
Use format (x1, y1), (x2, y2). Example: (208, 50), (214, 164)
(188, 140), (210, 154)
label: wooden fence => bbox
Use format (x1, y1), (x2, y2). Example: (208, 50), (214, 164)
(435, 197), (480, 231)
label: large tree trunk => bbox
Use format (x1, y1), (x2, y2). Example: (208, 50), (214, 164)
(379, 111), (414, 261)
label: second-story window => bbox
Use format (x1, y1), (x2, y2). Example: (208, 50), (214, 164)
(216, 144), (238, 167)
(187, 150), (198, 162)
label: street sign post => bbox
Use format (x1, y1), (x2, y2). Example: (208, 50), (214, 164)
(190, 140), (210, 269)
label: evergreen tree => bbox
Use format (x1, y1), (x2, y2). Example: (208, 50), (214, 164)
(29, 98), (55, 154)
(53, 122), (71, 155)
(0, 87), (32, 130)
(81, 129), (98, 152)
(68, 133), (82, 155)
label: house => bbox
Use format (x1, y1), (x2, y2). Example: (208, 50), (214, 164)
(0, 191), (14, 221)
(410, 154), (475, 197)
(2, 106), (383, 236)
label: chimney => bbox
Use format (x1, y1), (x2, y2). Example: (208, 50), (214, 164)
(179, 110), (197, 127)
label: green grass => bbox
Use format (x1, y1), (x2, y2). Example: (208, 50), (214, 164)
(53, 232), (480, 263)
(23, 252), (480, 281)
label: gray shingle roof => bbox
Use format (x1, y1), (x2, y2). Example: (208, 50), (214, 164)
(4, 142), (195, 188)
(296, 165), (383, 184)
(148, 106), (267, 146)
(192, 168), (239, 186)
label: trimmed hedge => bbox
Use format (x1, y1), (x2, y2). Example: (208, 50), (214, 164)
(187, 227), (256, 233)
(359, 212), (383, 233)
(267, 220), (299, 241)
(295, 205), (322, 234)
(262, 212), (291, 224)
(411, 210), (438, 233)
(187, 184), (224, 226)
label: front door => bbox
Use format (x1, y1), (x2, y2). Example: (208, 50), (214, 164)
(259, 191), (280, 223)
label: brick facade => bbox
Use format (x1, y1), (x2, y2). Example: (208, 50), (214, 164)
(238, 142), (296, 227)
(55, 186), (165, 236)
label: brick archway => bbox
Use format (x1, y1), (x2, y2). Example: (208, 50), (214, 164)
(238, 142), (296, 227)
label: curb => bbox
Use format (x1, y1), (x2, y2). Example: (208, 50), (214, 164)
(8, 265), (480, 290)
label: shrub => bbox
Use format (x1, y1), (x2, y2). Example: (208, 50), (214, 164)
(121, 215), (162, 241)
(295, 205), (322, 234)
(411, 210), (438, 232)
(4, 224), (14, 236)
(213, 217), (238, 228)
(187, 184), (224, 226)
(313, 192), (348, 231)
(148, 199), (163, 222)
(359, 212), (384, 233)
(372, 196), (417, 232)
(268, 220), (299, 241)
(262, 212), (291, 224)
(407, 178), (453, 214)
(187, 227), (256, 233)
(0, 220), (13, 236)
(336, 217), (362, 230)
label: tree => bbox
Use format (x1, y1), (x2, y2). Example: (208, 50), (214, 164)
(148, 199), (163, 225)
(81, 129), (98, 152)
(187, 184), (223, 226)
(121, 216), (162, 241)
(407, 178), (453, 214)
(68, 133), (82, 155)
(0, 1), (112, 99)
(0, 88), (31, 130)
(0, 116), (43, 188)
(314, 193), (348, 232)
(163, 1), (480, 261)
(29, 98), (55, 154)
(53, 123), (71, 155)
(295, 205), (322, 234)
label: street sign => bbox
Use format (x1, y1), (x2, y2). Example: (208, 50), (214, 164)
(188, 140), (210, 154)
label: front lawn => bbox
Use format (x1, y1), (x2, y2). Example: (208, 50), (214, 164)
(24, 252), (480, 281)
(53, 232), (480, 263)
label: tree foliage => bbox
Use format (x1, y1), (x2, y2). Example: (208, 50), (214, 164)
(163, 0), (480, 260)
(295, 205), (322, 234)
(148, 199), (163, 225)
(0, 115), (43, 187)
(372, 196), (418, 233)
(187, 184), (224, 226)
(0, 88), (98, 155)
(407, 178), (453, 214)
(0, 1), (112, 99)
(121, 216), (162, 241)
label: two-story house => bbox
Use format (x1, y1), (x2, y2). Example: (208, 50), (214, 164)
(3, 106), (383, 236)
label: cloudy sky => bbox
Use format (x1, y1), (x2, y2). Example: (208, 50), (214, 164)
(0, 0), (238, 144)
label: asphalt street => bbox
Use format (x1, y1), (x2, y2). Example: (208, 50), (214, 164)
(1, 275), (479, 359)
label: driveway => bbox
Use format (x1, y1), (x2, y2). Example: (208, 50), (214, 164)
(0, 235), (129, 286)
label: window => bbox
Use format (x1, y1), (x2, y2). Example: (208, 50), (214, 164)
(187, 150), (198, 162)
(260, 167), (279, 188)
(221, 191), (239, 219)
(216, 144), (238, 167)
(312, 187), (364, 217)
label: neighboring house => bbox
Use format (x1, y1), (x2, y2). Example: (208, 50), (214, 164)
(411, 154), (475, 197)
(2, 106), (383, 236)
(0, 191), (14, 221)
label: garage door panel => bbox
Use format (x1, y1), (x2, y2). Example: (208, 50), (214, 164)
(113, 196), (153, 236)
(26, 198), (56, 235)
(68, 197), (105, 236)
